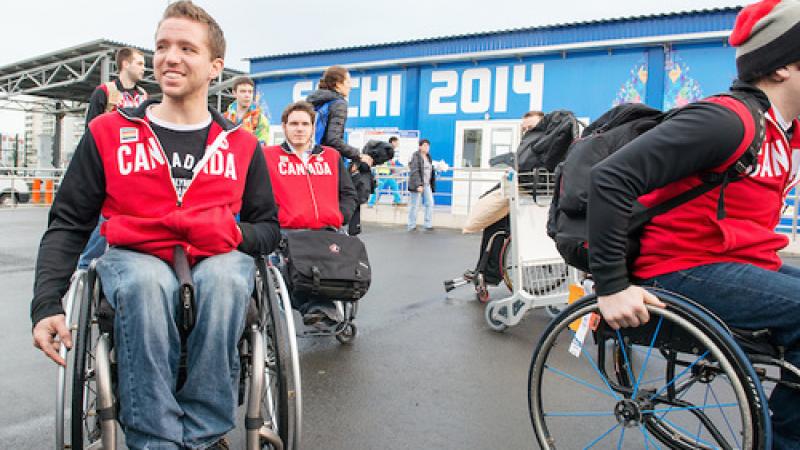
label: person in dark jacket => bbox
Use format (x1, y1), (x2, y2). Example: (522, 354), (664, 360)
(590, 2), (800, 447)
(305, 66), (373, 166)
(407, 139), (436, 231)
(306, 66), (374, 234)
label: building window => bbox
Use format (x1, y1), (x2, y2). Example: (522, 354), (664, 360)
(461, 129), (482, 168)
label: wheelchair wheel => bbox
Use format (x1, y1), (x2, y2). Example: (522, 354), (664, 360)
(252, 263), (301, 450)
(56, 271), (84, 450)
(336, 323), (357, 344)
(70, 269), (115, 450)
(528, 291), (771, 450)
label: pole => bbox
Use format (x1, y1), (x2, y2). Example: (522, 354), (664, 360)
(15, 134), (19, 168)
(53, 102), (64, 168)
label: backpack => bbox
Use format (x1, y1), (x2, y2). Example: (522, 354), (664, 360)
(284, 229), (371, 301)
(104, 81), (147, 113)
(489, 110), (581, 172)
(314, 99), (345, 145)
(546, 93), (766, 273)
(362, 140), (395, 166)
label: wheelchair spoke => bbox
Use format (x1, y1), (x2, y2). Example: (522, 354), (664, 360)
(616, 427), (625, 450)
(582, 422), (621, 450)
(569, 328), (622, 401)
(545, 410), (618, 417)
(709, 384), (741, 449)
(640, 424), (662, 450)
(615, 330), (636, 395)
(649, 350), (710, 401)
(695, 382), (711, 447)
(633, 316), (664, 398)
(544, 364), (619, 400)
(659, 417), (720, 449)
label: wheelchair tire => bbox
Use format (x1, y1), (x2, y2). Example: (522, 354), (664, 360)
(70, 270), (103, 450)
(336, 323), (357, 344)
(261, 263), (301, 449)
(528, 292), (771, 450)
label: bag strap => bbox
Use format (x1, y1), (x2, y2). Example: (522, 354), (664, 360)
(104, 81), (121, 113)
(630, 92), (765, 228)
(311, 266), (321, 296)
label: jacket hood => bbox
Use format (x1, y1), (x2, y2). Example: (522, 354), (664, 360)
(306, 88), (343, 107)
(118, 99), (236, 131)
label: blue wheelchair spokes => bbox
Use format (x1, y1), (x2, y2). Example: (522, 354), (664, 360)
(528, 295), (770, 450)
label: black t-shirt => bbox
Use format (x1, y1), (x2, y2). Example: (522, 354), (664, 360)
(147, 111), (212, 198)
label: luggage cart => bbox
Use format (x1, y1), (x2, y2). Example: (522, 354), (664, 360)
(484, 169), (578, 331)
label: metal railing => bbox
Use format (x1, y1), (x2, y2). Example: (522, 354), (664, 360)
(369, 167), (556, 216)
(0, 167), (65, 208)
(5, 164), (800, 243)
(370, 166), (800, 242)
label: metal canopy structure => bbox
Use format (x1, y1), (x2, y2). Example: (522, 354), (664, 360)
(0, 39), (245, 167)
(0, 39), (244, 114)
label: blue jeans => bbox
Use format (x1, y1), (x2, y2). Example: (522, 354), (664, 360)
(407, 185), (433, 230)
(368, 178), (402, 205)
(77, 218), (107, 269)
(641, 262), (800, 450)
(96, 248), (255, 450)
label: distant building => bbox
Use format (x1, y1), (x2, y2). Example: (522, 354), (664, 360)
(249, 7), (741, 208)
(0, 134), (25, 167)
(24, 110), (84, 168)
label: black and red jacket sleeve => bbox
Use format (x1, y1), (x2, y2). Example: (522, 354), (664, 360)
(237, 142), (281, 256)
(338, 157), (357, 223)
(32, 131), (106, 325)
(587, 100), (755, 296)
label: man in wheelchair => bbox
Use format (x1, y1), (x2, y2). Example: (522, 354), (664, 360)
(588, 1), (800, 447)
(30, 2), (281, 449)
(263, 101), (358, 329)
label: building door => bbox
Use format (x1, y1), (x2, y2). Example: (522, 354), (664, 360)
(452, 120), (521, 214)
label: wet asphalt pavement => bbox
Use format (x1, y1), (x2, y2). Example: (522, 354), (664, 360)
(3, 207), (798, 449)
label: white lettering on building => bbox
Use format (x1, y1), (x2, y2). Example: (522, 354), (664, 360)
(291, 75), (403, 119)
(428, 63), (545, 115)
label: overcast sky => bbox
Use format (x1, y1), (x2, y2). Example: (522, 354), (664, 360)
(0, 0), (746, 134)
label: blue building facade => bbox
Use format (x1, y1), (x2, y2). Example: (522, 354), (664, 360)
(249, 8), (741, 205)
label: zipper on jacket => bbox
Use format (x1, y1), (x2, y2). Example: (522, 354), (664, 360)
(299, 153), (321, 222)
(117, 109), (240, 207)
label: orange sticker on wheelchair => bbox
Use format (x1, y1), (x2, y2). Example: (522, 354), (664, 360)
(588, 313), (600, 331)
(568, 284), (584, 303)
(567, 285), (586, 332)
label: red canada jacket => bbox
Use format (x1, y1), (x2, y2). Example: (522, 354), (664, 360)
(93, 108), (254, 265)
(633, 97), (800, 279)
(263, 143), (357, 229)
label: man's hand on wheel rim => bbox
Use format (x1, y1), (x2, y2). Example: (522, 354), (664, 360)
(597, 286), (665, 330)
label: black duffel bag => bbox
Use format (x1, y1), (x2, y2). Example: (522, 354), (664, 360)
(283, 230), (371, 301)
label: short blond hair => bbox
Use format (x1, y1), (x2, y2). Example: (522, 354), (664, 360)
(159, 1), (226, 60)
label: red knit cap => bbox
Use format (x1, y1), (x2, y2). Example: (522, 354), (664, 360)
(729, 0), (800, 81)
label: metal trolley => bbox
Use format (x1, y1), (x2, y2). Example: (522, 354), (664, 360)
(484, 169), (578, 331)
